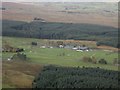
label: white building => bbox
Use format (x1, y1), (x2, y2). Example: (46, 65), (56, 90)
(59, 45), (64, 48)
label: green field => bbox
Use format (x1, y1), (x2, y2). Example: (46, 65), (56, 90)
(2, 37), (119, 71)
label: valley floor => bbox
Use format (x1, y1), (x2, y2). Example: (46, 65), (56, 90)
(2, 36), (119, 88)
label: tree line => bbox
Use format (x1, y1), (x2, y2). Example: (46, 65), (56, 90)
(2, 20), (119, 48)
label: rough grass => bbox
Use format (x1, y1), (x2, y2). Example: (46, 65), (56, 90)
(2, 61), (42, 88)
(2, 2), (118, 28)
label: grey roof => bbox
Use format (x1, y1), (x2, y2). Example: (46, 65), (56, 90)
(79, 47), (88, 50)
(64, 45), (74, 48)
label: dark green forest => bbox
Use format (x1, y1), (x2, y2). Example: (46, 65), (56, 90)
(32, 66), (119, 88)
(2, 20), (119, 48)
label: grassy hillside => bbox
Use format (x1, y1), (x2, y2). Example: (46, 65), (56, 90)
(2, 36), (119, 88)
(2, 37), (119, 71)
(2, 20), (118, 48)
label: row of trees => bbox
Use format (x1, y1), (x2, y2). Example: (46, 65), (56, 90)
(32, 66), (119, 88)
(82, 56), (120, 65)
(82, 56), (107, 64)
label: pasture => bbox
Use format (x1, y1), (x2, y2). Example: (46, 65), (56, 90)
(2, 37), (119, 71)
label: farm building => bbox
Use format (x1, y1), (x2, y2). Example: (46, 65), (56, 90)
(41, 46), (46, 48)
(64, 45), (74, 49)
(78, 46), (89, 51)
(72, 46), (90, 51)
(59, 45), (64, 48)
(58, 44), (90, 51)
(48, 46), (53, 48)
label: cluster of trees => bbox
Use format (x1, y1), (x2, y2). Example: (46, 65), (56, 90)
(31, 42), (38, 46)
(12, 52), (27, 61)
(82, 56), (120, 65)
(32, 66), (119, 88)
(82, 56), (108, 64)
(2, 20), (118, 48)
(82, 56), (97, 64)
(98, 59), (107, 64)
(2, 44), (24, 53)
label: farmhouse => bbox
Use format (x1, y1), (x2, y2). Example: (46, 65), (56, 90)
(72, 46), (90, 51)
(79, 46), (89, 51)
(49, 46), (53, 48)
(59, 45), (64, 48)
(57, 44), (90, 51)
(72, 47), (78, 50)
(41, 46), (46, 48)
